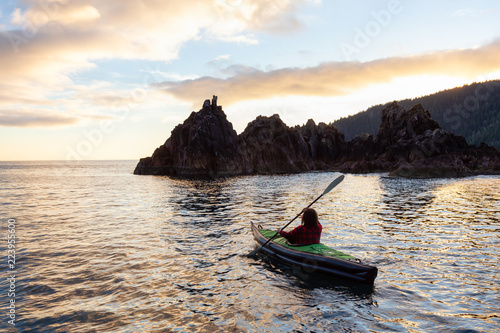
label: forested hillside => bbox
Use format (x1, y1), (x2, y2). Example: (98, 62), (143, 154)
(333, 80), (500, 148)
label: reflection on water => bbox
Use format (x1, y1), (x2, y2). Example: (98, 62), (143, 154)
(0, 161), (498, 332)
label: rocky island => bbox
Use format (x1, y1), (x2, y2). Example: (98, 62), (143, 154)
(134, 96), (500, 178)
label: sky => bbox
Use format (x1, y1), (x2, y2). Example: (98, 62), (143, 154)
(1, 0), (500, 161)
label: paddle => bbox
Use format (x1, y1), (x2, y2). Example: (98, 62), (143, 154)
(247, 174), (345, 258)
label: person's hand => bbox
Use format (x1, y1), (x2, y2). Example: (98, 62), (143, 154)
(275, 228), (281, 234)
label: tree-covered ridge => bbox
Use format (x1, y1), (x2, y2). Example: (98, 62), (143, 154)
(333, 80), (500, 148)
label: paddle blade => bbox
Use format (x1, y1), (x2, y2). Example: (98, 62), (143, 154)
(322, 175), (345, 196)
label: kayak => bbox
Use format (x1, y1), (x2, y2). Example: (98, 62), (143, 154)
(251, 222), (378, 285)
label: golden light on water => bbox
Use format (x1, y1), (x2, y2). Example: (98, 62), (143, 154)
(2, 161), (499, 331)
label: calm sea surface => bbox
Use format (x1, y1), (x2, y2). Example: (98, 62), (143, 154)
(0, 160), (499, 332)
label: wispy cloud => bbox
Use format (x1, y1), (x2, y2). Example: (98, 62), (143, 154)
(452, 8), (487, 17)
(0, 109), (80, 127)
(214, 54), (231, 61)
(155, 39), (500, 105)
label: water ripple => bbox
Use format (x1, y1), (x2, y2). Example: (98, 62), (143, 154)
(0, 161), (498, 332)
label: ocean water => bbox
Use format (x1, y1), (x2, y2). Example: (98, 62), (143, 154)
(0, 160), (499, 333)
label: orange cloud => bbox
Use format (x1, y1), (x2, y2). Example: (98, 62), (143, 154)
(156, 39), (500, 105)
(0, 109), (80, 127)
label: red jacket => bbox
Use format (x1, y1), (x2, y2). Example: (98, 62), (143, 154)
(280, 223), (322, 245)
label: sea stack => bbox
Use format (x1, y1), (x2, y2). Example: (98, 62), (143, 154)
(134, 96), (245, 178)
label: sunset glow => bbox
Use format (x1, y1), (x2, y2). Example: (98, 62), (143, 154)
(1, 0), (500, 160)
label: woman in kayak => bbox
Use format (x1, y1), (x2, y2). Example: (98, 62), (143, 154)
(277, 208), (322, 245)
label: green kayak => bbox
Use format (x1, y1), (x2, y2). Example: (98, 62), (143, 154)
(251, 222), (378, 285)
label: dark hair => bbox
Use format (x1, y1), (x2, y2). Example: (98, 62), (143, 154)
(302, 208), (319, 228)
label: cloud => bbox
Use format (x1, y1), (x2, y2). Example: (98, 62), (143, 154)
(156, 39), (500, 105)
(142, 71), (200, 82)
(452, 8), (488, 17)
(0, 0), (311, 127)
(3, 0), (310, 62)
(216, 34), (259, 44)
(214, 54), (231, 61)
(0, 109), (80, 127)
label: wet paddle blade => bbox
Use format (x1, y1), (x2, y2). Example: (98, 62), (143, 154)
(322, 175), (345, 196)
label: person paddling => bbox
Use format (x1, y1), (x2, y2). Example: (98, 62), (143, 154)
(276, 208), (322, 245)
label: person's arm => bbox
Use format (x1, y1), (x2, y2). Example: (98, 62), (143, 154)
(276, 228), (289, 239)
(279, 226), (302, 243)
(277, 208), (307, 238)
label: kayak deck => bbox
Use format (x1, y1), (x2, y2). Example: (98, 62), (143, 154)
(251, 222), (378, 285)
(258, 229), (356, 260)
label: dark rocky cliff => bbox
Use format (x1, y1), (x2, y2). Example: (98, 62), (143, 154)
(339, 102), (500, 177)
(134, 97), (500, 178)
(238, 114), (313, 174)
(134, 96), (245, 178)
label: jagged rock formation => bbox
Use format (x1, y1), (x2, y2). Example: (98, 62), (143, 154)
(134, 97), (500, 179)
(339, 102), (500, 177)
(238, 114), (313, 174)
(299, 119), (346, 169)
(236, 115), (346, 173)
(134, 96), (245, 178)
